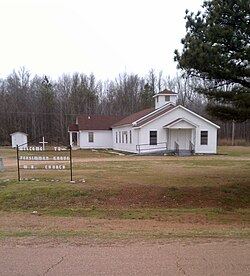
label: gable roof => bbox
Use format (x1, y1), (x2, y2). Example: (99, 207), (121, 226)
(135, 104), (175, 127)
(175, 105), (220, 129)
(69, 100), (219, 131)
(112, 107), (154, 127)
(76, 115), (124, 130)
(112, 103), (220, 129)
(112, 104), (176, 128)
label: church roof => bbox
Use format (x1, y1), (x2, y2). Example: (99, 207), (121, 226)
(76, 115), (124, 130)
(68, 89), (182, 131)
(112, 104), (176, 128)
(111, 107), (154, 127)
(135, 104), (175, 127)
(68, 124), (79, 131)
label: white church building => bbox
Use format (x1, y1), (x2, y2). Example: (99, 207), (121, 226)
(68, 90), (220, 154)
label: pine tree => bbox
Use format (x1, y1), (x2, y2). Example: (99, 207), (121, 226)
(174, 0), (250, 121)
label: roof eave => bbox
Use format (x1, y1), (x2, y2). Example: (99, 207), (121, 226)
(112, 123), (132, 129)
(177, 105), (220, 129)
(133, 103), (174, 125)
(134, 106), (176, 128)
(153, 93), (177, 97)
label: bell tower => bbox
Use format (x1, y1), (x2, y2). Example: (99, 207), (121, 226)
(153, 89), (177, 109)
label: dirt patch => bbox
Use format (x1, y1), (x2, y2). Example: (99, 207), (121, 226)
(48, 183), (250, 210)
(0, 211), (247, 236)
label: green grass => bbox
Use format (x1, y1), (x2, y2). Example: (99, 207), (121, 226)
(218, 146), (250, 157)
(1, 207), (249, 225)
(1, 228), (250, 239)
(1, 146), (250, 213)
(0, 179), (249, 211)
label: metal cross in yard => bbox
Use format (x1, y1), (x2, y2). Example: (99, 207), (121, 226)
(39, 136), (48, 151)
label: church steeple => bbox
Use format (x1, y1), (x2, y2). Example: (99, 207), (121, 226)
(153, 89), (178, 109)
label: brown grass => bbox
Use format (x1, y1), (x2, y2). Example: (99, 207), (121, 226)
(218, 139), (250, 146)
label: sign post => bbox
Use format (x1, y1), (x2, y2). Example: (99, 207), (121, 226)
(69, 145), (73, 182)
(0, 157), (4, 173)
(16, 136), (73, 182)
(17, 145), (20, 181)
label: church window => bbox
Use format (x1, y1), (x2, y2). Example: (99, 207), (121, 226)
(150, 131), (157, 145)
(88, 132), (94, 143)
(200, 131), (208, 145)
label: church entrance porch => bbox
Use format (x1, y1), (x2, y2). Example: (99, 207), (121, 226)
(166, 128), (195, 155)
(168, 129), (193, 150)
(164, 118), (197, 155)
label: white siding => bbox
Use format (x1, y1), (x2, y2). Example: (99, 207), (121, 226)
(112, 126), (139, 153)
(137, 107), (218, 153)
(135, 119), (168, 153)
(112, 106), (218, 154)
(77, 106), (218, 154)
(79, 130), (113, 149)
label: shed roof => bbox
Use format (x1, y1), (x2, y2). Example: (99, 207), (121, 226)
(68, 124), (79, 131)
(10, 132), (28, 136)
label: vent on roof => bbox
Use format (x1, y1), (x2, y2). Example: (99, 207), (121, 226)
(88, 116), (91, 120)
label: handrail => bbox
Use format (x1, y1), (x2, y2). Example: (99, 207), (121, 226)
(174, 141), (179, 156)
(189, 140), (195, 154)
(136, 142), (168, 155)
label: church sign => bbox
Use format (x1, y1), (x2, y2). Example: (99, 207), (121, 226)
(16, 137), (73, 182)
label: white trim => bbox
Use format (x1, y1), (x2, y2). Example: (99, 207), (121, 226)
(133, 103), (175, 126)
(113, 124), (131, 129)
(163, 117), (199, 128)
(177, 105), (220, 129)
(133, 105), (176, 129)
(200, 129), (209, 145)
(134, 105), (220, 129)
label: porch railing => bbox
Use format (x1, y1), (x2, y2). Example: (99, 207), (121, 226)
(136, 142), (168, 155)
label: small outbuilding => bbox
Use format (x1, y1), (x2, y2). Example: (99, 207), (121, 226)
(10, 132), (28, 149)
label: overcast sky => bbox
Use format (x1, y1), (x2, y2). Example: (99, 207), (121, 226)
(0, 0), (204, 81)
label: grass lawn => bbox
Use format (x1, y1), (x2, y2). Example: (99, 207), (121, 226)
(0, 146), (250, 238)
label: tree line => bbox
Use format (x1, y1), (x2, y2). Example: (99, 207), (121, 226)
(0, 67), (249, 146)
